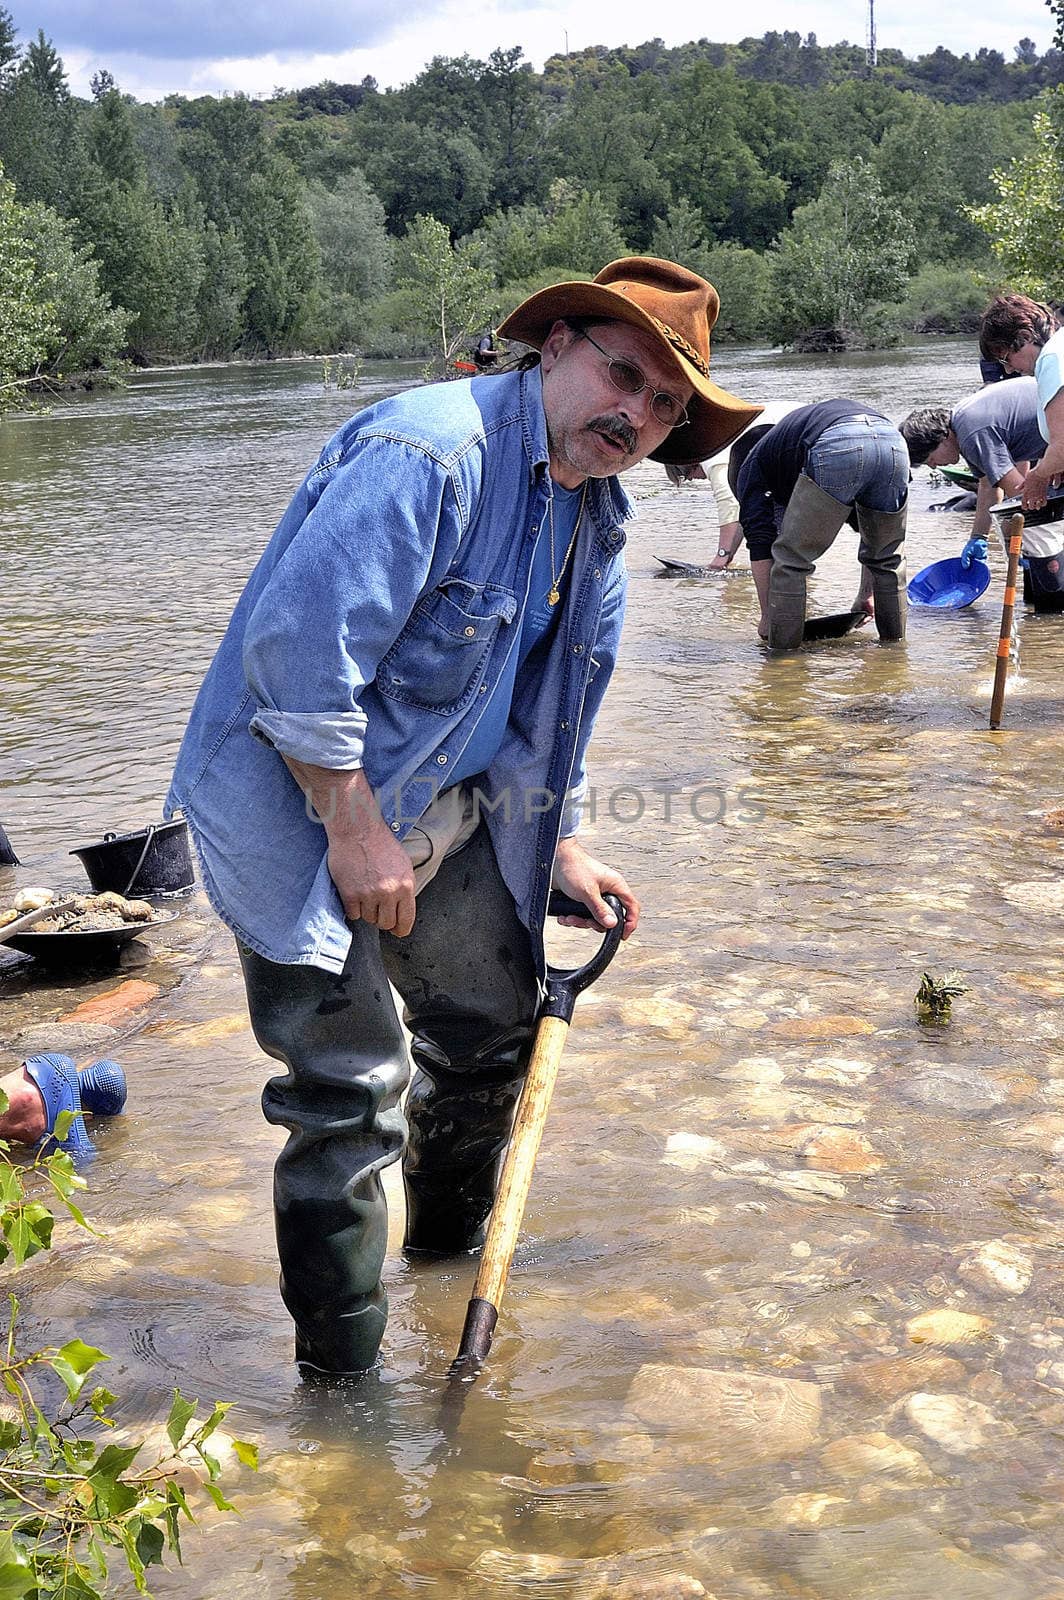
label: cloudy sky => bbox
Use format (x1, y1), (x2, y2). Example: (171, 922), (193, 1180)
(7, 0), (1057, 102)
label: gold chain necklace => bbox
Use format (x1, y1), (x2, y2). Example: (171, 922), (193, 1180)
(546, 480), (589, 607)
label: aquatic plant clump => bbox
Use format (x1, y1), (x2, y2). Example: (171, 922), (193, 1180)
(914, 970), (969, 1021)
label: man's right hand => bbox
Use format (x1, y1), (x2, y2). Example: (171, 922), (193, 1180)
(283, 759), (417, 936)
(328, 826), (416, 936)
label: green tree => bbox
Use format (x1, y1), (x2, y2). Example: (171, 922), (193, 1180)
(239, 158), (321, 354)
(769, 155), (915, 343)
(969, 95), (1064, 295)
(0, 160), (56, 405)
(306, 169), (392, 349)
(20, 200), (129, 377)
(702, 242), (773, 341)
(396, 212), (496, 365)
(649, 199), (712, 275)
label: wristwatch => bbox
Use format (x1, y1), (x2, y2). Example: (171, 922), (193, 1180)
(717, 547), (730, 559)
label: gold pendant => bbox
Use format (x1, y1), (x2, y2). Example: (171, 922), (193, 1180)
(547, 586), (560, 607)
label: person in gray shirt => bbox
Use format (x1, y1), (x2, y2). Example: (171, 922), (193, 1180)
(901, 378), (1044, 564)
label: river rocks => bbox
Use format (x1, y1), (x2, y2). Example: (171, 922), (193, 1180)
(13, 1020), (117, 1054)
(901, 1066), (1006, 1113)
(770, 1491), (848, 1527)
(768, 1014), (876, 1041)
(819, 1430), (934, 1484)
(957, 1239), (1034, 1297)
(626, 1364), (822, 1462)
(662, 1133), (728, 1170)
(902, 1392), (1003, 1455)
(799, 1127), (884, 1174)
(580, 1577), (711, 1600)
(619, 995), (699, 1037)
(840, 1354), (967, 1403)
(905, 1309), (993, 1345)
(1003, 879), (1064, 915)
(171, 1011), (252, 1046)
(61, 978), (160, 1025)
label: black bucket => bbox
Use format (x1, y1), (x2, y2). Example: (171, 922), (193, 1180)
(70, 819), (195, 898)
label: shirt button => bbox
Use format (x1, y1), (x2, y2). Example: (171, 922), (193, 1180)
(463, 626), (476, 637)
(436, 753), (448, 765)
(560, 720), (570, 731)
(573, 643), (585, 655)
(594, 568), (602, 580)
(478, 683), (488, 693)
(391, 821), (401, 832)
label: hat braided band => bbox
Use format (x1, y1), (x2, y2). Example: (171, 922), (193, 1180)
(648, 315), (710, 379)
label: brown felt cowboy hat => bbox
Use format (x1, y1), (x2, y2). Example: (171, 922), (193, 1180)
(497, 256), (762, 465)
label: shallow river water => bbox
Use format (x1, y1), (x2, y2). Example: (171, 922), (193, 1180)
(3, 343), (1064, 1598)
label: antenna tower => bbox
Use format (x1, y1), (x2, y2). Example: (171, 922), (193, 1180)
(867, 0), (877, 70)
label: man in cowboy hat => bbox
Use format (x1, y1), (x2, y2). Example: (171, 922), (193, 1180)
(166, 256), (758, 1376)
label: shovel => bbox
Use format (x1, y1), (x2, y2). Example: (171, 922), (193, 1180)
(447, 889), (626, 1385)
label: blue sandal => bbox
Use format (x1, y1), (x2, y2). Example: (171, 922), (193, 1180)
(22, 1053), (127, 1163)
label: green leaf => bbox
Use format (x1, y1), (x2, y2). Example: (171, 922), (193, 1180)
(0, 1421), (18, 1452)
(202, 1480), (235, 1513)
(166, 1388), (199, 1450)
(134, 1520), (165, 1569)
(52, 1109), (76, 1140)
(166, 1480), (193, 1522)
(232, 1438), (259, 1470)
(117, 1523), (147, 1594)
(51, 1338), (107, 1400)
(0, 1167), (20, 1210)
(87, 1442), (142, 1516)
(193, 1399), (231, 1444)
(3, 1202), (54, 1266)
(0, 1532), (34, 1600)
(0, 1090), (8, 1117)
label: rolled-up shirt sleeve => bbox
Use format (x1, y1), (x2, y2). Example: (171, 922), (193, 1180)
(243, 435), (463, 769)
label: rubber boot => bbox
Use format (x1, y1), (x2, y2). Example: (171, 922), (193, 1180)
(768, 473), (852, 650)
(856, 500), (907, 641)
(402, 1025), (532, 1256)
(239, 929), (410, 1377)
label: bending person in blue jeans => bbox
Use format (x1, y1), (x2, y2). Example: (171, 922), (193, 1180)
(734, 400), (909, 650)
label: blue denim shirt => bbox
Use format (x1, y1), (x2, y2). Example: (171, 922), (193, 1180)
(165, 367), (631, 975)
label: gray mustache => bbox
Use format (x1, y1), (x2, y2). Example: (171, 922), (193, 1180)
(588, 415), (637, 454)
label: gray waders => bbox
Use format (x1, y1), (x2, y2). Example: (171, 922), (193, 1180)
(239, 824), (539, 1376)
(856, 500), (907, 641)
(769, 475), (908, 650)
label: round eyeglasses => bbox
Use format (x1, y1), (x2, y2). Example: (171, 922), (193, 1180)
(578, 328), (691, 429)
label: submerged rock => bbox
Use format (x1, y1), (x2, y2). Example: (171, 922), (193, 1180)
(799, 1126), (884, 1174)
(901, 1067), (1005, 1113)
(840, 1354), (967, 1402)
(903, 1392), (1003, 1455)
(905, 1309), (993, 1346)
(957, 1239), (1034, 1298)
(819, 1430), (934, 1484)
(626, 1364), (822, 1462)
(768, 1015), (876, 1041)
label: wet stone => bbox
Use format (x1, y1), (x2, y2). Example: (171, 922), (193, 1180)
(901, 1067), (1006, 1113)
(905, 1309), (994, 1346)
(957, 1239), (1034, 1298)
(14, 1021), (117, 1053)
(768, 1014), (876, 1041)
(626, 1364), (822, 1463)
(799, 1127), (884, 1175)
(819, 1430), (935, 1484)
(903, 1392), (1004, 1455)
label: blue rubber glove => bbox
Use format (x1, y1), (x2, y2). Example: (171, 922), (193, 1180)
(960, 537), (988, 569)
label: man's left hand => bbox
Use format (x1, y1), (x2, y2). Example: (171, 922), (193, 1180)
(550, 835), (639, 938)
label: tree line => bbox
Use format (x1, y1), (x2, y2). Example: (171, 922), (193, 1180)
(0, 12), (1058, 400)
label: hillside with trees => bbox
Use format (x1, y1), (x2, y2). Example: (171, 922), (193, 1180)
(0, 10), (1060, 398)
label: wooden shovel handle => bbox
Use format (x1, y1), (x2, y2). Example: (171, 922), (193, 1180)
(990, 514), (1023, 731)
(453, 1014), (570, 1365)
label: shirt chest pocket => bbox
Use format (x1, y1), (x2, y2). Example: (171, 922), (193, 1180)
(377, 579), (517, 716)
